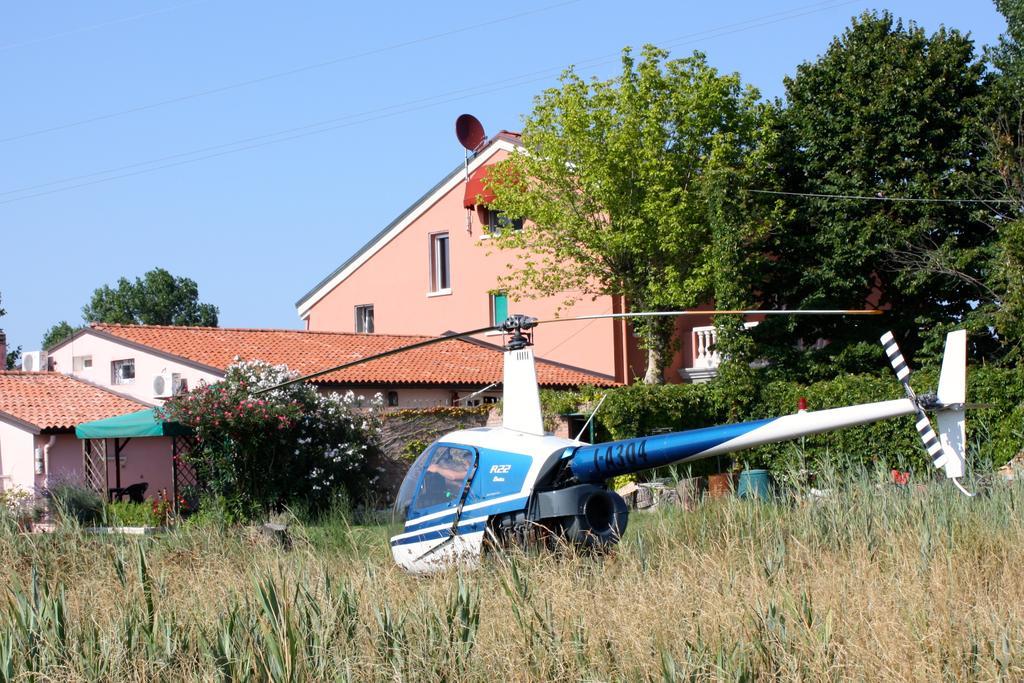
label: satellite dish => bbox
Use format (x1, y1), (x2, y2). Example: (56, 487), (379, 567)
(455, 114), (486, 152)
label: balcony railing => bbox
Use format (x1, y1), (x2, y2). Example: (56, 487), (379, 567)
(679, 322), (758, 383)
(690, 325), (721, 370)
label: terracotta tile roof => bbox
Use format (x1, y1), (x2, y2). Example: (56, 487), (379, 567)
(0, 372), (148, 431)
(92, 324), (617, 388)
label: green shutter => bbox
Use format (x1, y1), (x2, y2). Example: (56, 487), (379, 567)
(492, 293), (508, 325)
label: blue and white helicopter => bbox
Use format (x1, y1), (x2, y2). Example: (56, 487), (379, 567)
(279, 311), (971, 574)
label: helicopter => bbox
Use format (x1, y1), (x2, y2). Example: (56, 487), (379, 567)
(266, 310), (970, 574)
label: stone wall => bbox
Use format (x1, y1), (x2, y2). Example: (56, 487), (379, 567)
(368, 406), (492, 503)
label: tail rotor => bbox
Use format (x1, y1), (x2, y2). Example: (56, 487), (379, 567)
(880, 331), (916, 400)
(880, 330), (972, 495)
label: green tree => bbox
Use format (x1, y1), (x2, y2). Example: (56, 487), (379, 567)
(0, 293), (19, 370)
(983, 0), (1024, 357)
(83, 267), (218, 326)
(41, 321), (76, 350)
(746, 12), (991, 379)
(486, 46), (769, 382)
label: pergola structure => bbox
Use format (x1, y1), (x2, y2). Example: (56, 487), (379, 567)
(75, 409), (198, 511)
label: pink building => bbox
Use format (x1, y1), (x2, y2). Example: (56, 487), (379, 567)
(3, 322), (612, 509)
(295, 131), (724, 383)
(0, 372), (173, 499)
(32, 323), (614, 505)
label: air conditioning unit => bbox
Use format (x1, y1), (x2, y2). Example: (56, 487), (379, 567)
(152, 371), (172, 397)
(153, 371), (185, 397)
(21, 351), (48, 372)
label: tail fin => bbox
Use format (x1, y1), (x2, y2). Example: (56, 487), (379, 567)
(934, 330), (968, 480)
(937, 330), (967, 407)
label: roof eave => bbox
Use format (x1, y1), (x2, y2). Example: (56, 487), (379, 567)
(0, 411), (42, 434)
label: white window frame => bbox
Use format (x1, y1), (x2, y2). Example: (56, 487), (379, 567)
(72, 355), (93, 371)
(428, 232), (451, 295)
(354, 304), (375, 333)
(111, 359), (135, 385)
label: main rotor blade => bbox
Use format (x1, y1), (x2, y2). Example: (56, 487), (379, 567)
(551, 309), (882, 324)
(256, 309), (881, 394)
(254, 324), (499, 394)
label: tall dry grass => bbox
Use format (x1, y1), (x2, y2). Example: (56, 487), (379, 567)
(0, 471), (1022, 681)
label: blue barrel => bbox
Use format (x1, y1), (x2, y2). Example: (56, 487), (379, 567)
(738, 469), (771, 500)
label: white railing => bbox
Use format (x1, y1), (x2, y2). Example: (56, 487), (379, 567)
(690, 325), (721, 370)
(681, 322), (759, 383)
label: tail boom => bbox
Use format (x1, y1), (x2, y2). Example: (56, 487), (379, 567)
(569, 398), (916, 483)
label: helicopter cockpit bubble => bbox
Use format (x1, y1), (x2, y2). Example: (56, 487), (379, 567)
(393, 445), (432, 523)
(393, 443), (476, 524)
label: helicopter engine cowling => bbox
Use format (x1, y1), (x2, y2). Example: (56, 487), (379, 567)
(532, 484), (629, 549)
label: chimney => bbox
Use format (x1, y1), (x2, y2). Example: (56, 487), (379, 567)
(0, 330), (6, 370)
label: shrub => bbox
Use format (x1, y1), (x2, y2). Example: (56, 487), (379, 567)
(161, 359), (382, 522)
(585, 364), (1024, 475)
(105, 501), (158, 527)
(599, 382), (728, 441)
(46, 483), (103, 525)
(0, 489), (42, 527)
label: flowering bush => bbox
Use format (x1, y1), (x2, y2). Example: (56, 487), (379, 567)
(0, 488), (39, 528)
(151, 489), (173, 526)
(160, 359), (382, 521)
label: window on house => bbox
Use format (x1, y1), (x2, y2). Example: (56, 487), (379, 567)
(429, 233), (451, 292)
(483, 396), (499, 404)
(490, 292), (508, 326)
(486, 209), (523, 236)
(387, 390), (399, 407)
(111, 359), (135, 385)
(355, 304), (374, 333)
(72, 355), (93, 371)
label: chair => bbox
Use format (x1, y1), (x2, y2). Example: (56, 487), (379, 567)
(110, 482), (149, 503)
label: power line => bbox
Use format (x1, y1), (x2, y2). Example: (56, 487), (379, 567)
(0, 67), (572, 201)
(0, 0), (213, 52)
(0, 72), (567, 206)
(749, 189), (1017, 204)
(0, 0), (855, 146)
(0, 0), (862, 204)
(0, 0), (584, 145)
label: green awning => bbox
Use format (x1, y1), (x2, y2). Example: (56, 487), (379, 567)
(75, 408), (191, 439)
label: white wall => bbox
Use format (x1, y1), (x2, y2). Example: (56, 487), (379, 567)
(49, 332), (222, 404)
(0, 418), (36, 492)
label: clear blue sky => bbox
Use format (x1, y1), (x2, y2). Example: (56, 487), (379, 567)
(0, 1), (1007, 354)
